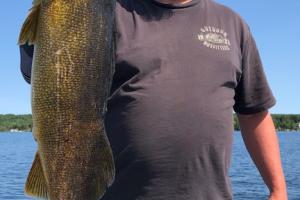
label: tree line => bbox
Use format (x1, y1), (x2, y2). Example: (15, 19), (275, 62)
(0, 114), (300, 132)
(0, 114), (32, 132)
(233, 114), (300, 131)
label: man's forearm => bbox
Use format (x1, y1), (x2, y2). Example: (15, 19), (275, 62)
(237, 111), (287, 199)
(20, 43), (34, 84)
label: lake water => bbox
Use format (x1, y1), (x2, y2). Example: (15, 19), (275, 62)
(0, 132), (299, 200)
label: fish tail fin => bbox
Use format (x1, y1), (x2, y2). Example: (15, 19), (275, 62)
(24, 151), (49, 199)
(18, 2), (41, 45)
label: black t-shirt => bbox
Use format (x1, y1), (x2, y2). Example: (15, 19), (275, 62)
(20, 0), (276, 199)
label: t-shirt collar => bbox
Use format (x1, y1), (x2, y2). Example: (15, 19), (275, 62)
(149, 0), (202, 9)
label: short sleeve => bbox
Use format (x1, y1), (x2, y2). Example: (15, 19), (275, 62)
(20, 43), (34, 84)
(233, 29), (276, 114)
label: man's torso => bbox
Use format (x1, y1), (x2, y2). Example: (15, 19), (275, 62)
(103, 0), (247, 199)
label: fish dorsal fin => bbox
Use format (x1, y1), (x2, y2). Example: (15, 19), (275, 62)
(18, 0), (42, 45)
(24, 151), (49, 199)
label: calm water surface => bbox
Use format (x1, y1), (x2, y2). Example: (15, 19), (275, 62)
(0, 132), (299, 200)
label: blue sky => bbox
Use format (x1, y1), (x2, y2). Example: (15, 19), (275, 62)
(0, 0), (299, 114)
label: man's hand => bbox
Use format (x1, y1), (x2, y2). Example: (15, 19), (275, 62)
(237, 111), (288, 200)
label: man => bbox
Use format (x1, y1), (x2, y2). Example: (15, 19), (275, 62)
(20, 0), (287, 199)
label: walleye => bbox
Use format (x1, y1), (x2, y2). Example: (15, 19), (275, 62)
(18, 0), (116, 199)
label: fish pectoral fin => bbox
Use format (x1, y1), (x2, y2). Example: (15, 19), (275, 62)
(95, 144), (116, 198)
(18, 1), (41, 45)
(24, 151), (48, 199)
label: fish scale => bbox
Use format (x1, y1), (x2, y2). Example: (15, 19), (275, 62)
(18, 0), (116, 199)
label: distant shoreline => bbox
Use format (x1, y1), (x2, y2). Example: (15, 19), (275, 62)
(1, 114), (300, 133)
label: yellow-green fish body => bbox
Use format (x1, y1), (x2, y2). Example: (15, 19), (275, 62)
(18, 0), (116, 199)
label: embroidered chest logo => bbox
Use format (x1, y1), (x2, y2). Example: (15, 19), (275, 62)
(197, 26), (231, 51)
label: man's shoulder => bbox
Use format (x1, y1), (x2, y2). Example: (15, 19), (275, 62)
(208, 1), (249, 28)
(207, 0), (251, 40)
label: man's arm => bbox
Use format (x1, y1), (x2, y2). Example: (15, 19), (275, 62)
(237, 111), (287, 200)
(20, 43), (34, 84)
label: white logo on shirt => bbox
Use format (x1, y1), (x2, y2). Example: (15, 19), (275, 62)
(197, 26), (231, 51)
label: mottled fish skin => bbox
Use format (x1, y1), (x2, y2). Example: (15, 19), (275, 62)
(28, 0), (115, 199)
